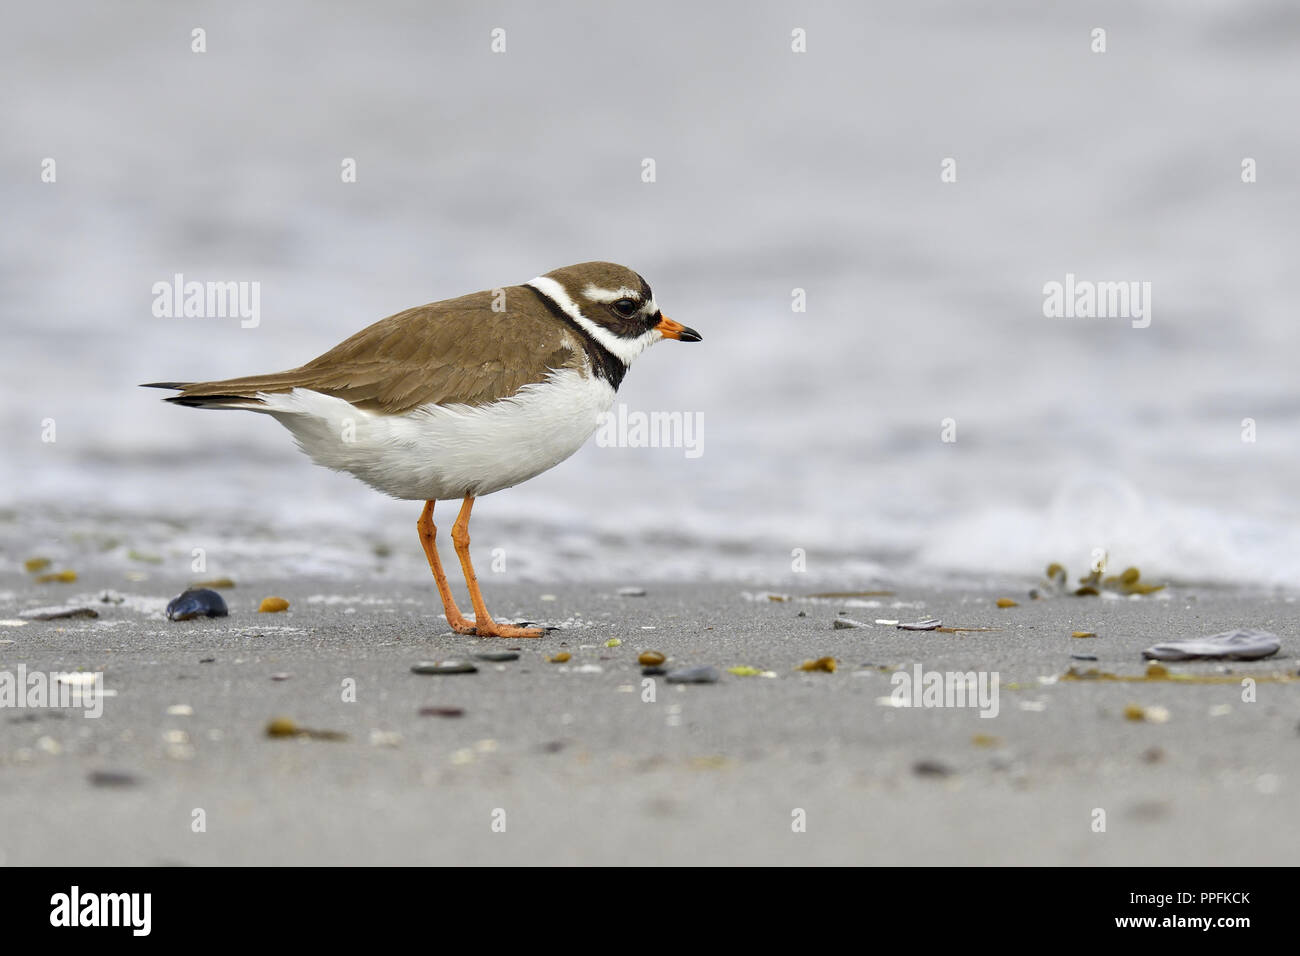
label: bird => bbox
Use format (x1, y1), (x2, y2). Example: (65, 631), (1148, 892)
(144, 261), (701, 638)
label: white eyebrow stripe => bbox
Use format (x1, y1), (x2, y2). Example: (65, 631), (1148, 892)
(581, 284), (659, 317)
(528, 276), (660, 365)
(582, 284), (641, 304)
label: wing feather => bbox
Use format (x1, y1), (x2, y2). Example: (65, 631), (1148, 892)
(158, 288), (587, 414)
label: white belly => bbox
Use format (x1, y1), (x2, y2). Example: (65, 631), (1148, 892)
(259, 368), (616, 500)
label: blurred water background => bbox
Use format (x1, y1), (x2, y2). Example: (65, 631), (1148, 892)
(3, 1), (1298, 589)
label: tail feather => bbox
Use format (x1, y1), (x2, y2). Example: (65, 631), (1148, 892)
(163, 393), (268, 409)
(141, 373), (309, 410)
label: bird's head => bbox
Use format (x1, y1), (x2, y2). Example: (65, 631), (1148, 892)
(526, 261), (700, 365)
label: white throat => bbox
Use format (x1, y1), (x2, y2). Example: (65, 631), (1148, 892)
(527, 275), (660, 365)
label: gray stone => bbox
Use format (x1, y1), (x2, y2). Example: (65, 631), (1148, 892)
(913, 760), (954, 777)
(1142, 628), (1280, 662)
(88, 770), (139, 787)
(665, 666), (720, 684)
(410, 661), (478, 675)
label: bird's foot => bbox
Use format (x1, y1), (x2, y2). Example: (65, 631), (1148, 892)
(456, 618), (546, 639)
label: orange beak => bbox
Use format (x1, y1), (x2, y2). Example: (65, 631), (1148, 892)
(654, 316), (702, 342)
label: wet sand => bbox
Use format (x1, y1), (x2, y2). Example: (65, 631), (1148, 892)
(1, 572), (1296, 865)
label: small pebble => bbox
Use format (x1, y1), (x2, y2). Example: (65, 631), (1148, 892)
(618, 586), (647, 597)
(24, 557), (52, 573)
(604, 638), (622, 648)
(270, 673), (292, 681)
(666, 666), (720, 684)
(88, 770), (139, 787)
(547, 652), (571, 664)
(1124, 704), (1170, 723)
(166, 588), (228, 621)
(1070, 654), (1099, 661)
(166, 705), (193, 716)
(18, 606), (99, 621)
(641, 666), (668, 676)
(996, 598), (1019, 608)
(1128, 800), (1171, 820)
(418, 706), (464, 718)
(56, 673), (101, 687)
(913, 760), (954, 777)
(798, 657), (837, 673)
(832, 618), (868, 630)
(638, 651), (666, 666)
(191, 577), (236, 589)
(97, 590), (125, 604)
(411, 661), (477, 675)
(258, 596), (290, 613)
(199, 657), (216, 664)
(265, 717), (299, 737)
(474, 651), (519, 662)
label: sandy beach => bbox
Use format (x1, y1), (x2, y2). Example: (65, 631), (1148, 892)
(3, 2), (1299, 876)
(2, 571), (1294, 866)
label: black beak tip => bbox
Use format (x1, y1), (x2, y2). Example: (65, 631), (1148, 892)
(679, 327), (702, 343)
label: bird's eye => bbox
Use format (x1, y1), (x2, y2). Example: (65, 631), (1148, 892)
(612, 298), (638, 317)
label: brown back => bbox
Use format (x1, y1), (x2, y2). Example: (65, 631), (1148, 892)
(167, 287), (586, 414)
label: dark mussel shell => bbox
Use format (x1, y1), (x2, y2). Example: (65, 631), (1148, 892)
(166, 588), (229, 621)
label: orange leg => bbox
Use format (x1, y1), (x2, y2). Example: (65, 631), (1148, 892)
(450, 495), (544, 638)
(417, 500), (477, 635)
